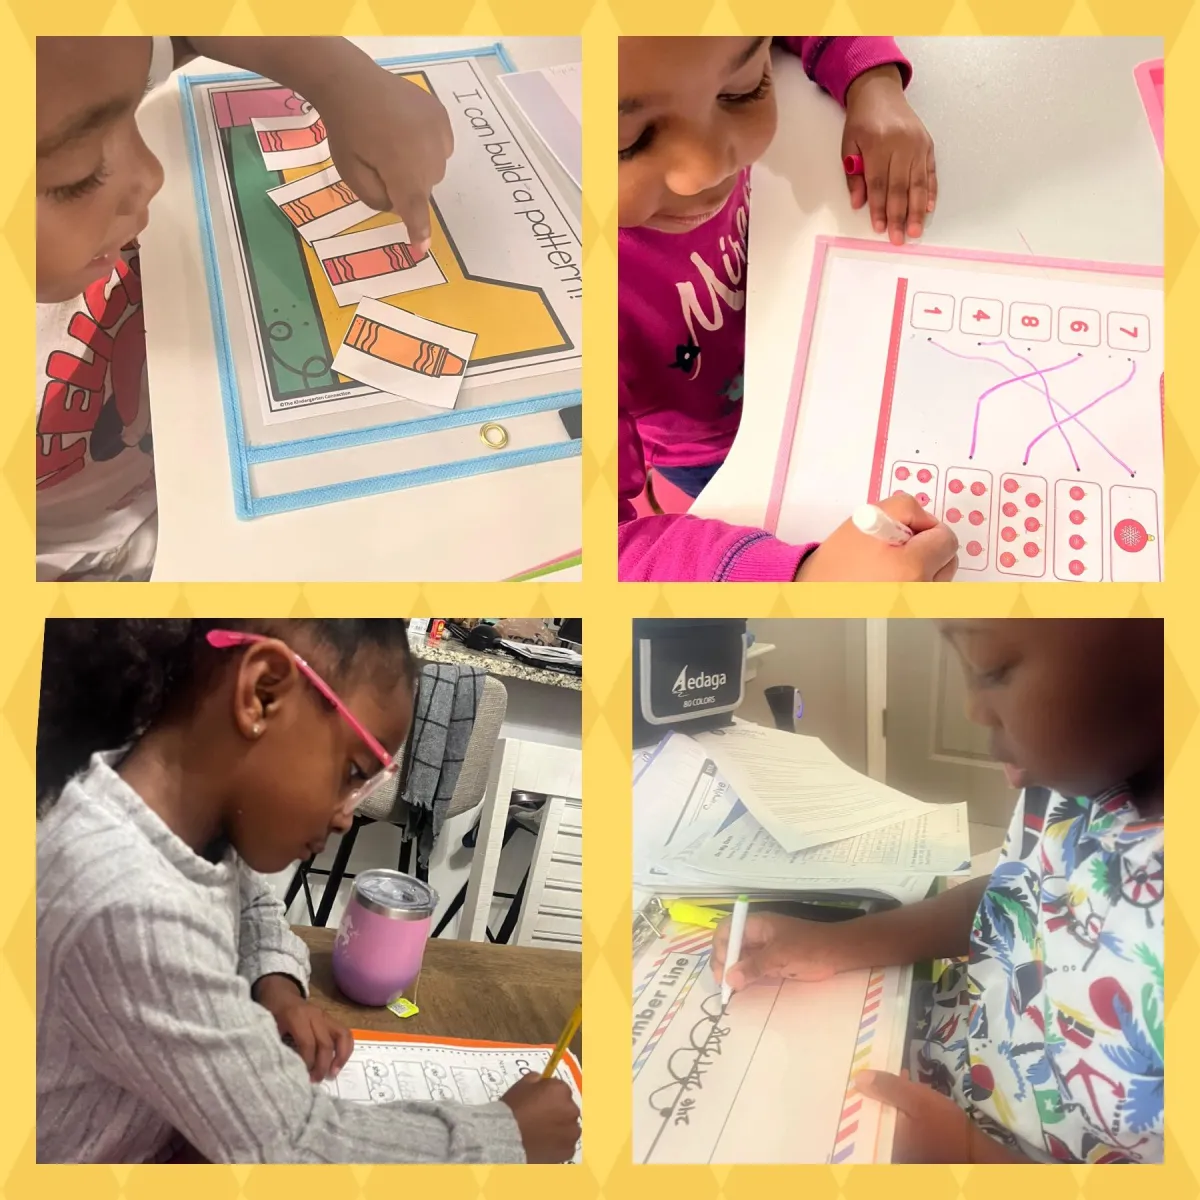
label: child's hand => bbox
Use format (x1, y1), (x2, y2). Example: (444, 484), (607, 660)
(842, 65), (937, 245)
(795, 493), (958, 583)
(711, 913), (848, 990)
(500, 1074), (582, 1163)
(856, 1069), (1027, 1163)
(254, 975), (354, 1083)
(318, 71), (454, 256)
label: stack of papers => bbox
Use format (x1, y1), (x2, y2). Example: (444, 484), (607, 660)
(634, 728), (970, 907)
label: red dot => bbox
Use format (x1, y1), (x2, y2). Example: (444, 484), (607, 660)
(1001, 526), (1017, 542)
(945, 507), (961, 523)
(949, 479), (964, 493)
(1000, 551), (1017, 567)
(1026, 493), (1041, 508)
(917, 468), (932, 484)
(895, 466), (910, 481)
(1025, 517), (1041, 532)
(1024, 542), (1040, 558)
(1069, 510), (1085, 525)
(969, 510), (985, 526)
(1069, 559), (1085, 576)
(1069, 534), (1085, 550)
(969, 481), (986, 497)
(1070, 486), (1085, 501)
(1003, 478), (1019, 493)
(915, 492), (930, 506)
(966, 540), (983, 556)
(1002, 502), (1018, 517)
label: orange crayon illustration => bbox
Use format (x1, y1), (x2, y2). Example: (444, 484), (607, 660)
(257, 119), (327, 154)
(345, 314), (466, 378)
(280, 180), (358, 227)
(324, 243), (423, 285)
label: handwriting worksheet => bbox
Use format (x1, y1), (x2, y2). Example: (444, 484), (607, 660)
(633, 925), (910, 1163)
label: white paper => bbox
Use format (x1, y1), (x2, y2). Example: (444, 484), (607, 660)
(633, 925), (908, 1163)
(332, 298), (475, 410)
(313, 223), (447, 307)
(694, 725), (936, 853)
(497, 63), (582, 188)
(668, 798), (970, 878)
(266, 165), (381, 244)
(776, 249), (1164, 581)
(633, 733), (937, 906)
(251, 107), (331, 170)
(322, 1037), (582, 1163)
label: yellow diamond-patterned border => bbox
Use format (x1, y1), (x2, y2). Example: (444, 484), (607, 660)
(6, 4), (1198, 1196)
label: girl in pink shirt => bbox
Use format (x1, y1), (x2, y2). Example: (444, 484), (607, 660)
(618, 37), (959, 582)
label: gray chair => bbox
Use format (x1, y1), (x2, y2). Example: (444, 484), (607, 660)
(286, 674), (508, 927)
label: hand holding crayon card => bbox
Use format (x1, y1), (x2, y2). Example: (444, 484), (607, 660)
(332, 297), (476, 408)
(251, 106), (332, 170)
(312, 224), (447, 307)
(266, 165), (382, 244)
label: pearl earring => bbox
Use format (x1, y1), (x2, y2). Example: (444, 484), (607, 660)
(253, 723), (263, 736)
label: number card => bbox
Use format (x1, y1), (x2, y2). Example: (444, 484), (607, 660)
(888, 460), (936, 510)
(941, 467), (993, 572)
(1053, 479), (1103, 581)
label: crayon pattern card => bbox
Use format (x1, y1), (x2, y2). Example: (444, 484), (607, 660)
(251, 107), (331, 170)
(313, 224), (447, 306)
(332, 297), (475, 409)
(266, 165), (381, 244)
(768, 238), (1163, 583)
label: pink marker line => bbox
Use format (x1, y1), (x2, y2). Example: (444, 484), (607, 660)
(960, 350), (1084, 458)
(931, 340), (1137, 475)
(1024, 361), (1138, 469)
(991, 342), (1080, 470)
(985, 341), (1135, 474)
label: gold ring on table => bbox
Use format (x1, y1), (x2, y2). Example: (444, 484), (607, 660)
(480, 422), (509, 450)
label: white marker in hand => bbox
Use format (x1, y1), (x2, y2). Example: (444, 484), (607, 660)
(721, 895), (750, 1012)
(852, 503), (913, 547)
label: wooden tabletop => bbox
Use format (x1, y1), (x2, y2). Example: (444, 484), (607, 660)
(296, 927), (583, 1058)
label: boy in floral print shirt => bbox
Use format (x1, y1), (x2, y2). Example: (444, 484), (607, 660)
(712, 619), (1163, 1163)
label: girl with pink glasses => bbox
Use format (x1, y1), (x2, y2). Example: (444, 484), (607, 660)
(36, 618), (580, 1164)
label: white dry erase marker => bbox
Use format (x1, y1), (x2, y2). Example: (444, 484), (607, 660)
(721, 895), (750, 1011)
(852, 503), (913, 546)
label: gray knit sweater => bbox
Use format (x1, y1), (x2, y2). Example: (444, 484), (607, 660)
(36, 754), (526, 1164)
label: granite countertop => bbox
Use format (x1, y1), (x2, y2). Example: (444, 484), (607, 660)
(417, 640), (582, 691)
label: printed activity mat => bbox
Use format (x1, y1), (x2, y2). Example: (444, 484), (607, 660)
(766, 237), (1163, 582)
(633, 923), (911, 1164)
(180, 44), (582, 519)
(322, 1029), (583, 1162)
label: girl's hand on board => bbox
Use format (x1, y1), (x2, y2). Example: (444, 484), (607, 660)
(710, 912), (848, 991)
(501, 1074), (582, 1163)
(318, 69), (454, 257)
(255, 974), (355, 1083)
(795, 492), (958, 583)
(842, 64), (937, 245)
(855, 1070), (1029, 1163)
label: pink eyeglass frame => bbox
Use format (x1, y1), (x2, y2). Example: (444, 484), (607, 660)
(205, 629), (397, 780)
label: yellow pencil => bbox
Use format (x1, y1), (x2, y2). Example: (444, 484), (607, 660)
(542, 1003), (582, 1078)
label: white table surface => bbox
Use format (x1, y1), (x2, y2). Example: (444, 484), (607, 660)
(693, 36), (1164, 532)
(137, 37), (581, 581)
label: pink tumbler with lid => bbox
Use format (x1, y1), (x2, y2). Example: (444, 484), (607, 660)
(332, 869), (437, 1007)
